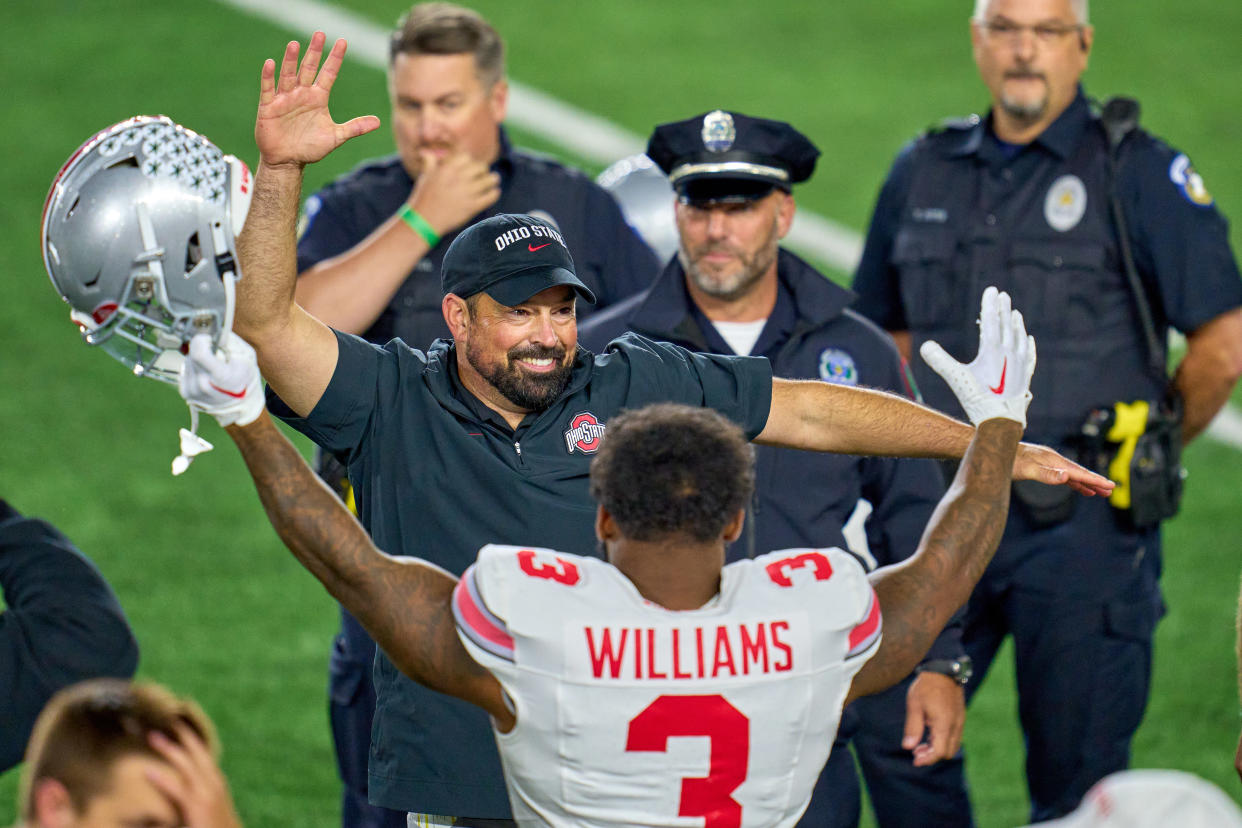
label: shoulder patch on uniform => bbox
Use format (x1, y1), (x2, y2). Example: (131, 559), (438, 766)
(818, 348), (858, 385)
(1169, 153), (1214, 207)
(1044, 174), (1088, 232)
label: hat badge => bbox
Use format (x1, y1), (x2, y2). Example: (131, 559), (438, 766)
(701, 110), (736, 153)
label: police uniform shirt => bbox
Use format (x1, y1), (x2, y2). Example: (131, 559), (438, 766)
(296, 129), (660, 347)
(453, 543), (880, 827)
(852, 88), (1242, 444)
(270, 330), (773, 814)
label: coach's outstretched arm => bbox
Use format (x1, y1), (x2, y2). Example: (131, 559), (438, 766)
(845, 287), (1032, 705)
(178, 334), (511, 728)
(753, 296), (1109, 495)
(756, 376), (1107, 496)
(234, 32), (380, 417)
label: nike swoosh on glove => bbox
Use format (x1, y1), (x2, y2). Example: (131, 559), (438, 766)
(919, 286), (1036, 426)
(179, 332), (265, 427)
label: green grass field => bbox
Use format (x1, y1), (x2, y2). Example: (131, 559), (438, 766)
(3, 1), (1241, 825)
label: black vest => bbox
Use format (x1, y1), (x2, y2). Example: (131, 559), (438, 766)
(892, 118), (1165, 444)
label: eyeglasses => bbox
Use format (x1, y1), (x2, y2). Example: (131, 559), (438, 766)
(979, 19), (1083, 44)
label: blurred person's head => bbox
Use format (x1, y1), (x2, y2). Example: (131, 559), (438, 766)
(388, 2), (508, 178)
(970, 0), (1093, 138)
(19, 679), (219, 828)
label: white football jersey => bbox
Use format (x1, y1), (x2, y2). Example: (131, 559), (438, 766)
(452, 544), (880, 828)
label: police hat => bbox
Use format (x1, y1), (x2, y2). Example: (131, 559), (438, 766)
(646, 110), (820, 204)
(441, 213), (597, 307)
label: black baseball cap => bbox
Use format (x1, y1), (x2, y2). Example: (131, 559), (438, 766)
(441, 213), (597, 307)
(646, 110), (820, 204)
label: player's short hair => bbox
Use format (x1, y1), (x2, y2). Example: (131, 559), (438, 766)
(390, 2), (506, 87)
(590, 403), (755, 543)
(19, 679), (218, 822)
(972, 0), (1088, 24)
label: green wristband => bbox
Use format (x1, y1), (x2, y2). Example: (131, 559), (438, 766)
(398, 204), (441, 248)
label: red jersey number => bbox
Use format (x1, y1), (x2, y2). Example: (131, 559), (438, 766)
(765, 551), (833, 588)
(626, 694), (750, 828)
(516, 549), (581, 586)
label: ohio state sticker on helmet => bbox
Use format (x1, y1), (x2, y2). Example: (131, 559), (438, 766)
(564, 412), (606, 454)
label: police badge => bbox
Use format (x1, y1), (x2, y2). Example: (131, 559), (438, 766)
(701, 110), (736, 153)
(1043, 174), (1087, 232)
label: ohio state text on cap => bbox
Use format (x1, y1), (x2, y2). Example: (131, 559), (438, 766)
(441, 213), (597, 307)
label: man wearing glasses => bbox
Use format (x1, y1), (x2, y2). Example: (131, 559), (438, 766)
(853, 0), (1242, 821)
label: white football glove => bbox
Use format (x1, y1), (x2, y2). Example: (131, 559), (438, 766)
(179, 332), (265, 427)
(919, 286), (1036, 426)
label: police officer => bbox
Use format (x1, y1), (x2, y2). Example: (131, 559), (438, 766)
(289, 5), (659, 825)
(580, 111), (973, 828)
(852, 0), (1242, 820)
(236, 31), (1112, 826)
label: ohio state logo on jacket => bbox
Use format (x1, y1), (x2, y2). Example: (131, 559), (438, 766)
(564, 412), (606, 454)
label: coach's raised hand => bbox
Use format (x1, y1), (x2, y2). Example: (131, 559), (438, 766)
(234, 34), (369, 416)
(255, 31), (380, 168)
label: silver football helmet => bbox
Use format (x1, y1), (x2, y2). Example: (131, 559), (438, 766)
(41, 115), (252, 384)
(596, 153), (679, 262)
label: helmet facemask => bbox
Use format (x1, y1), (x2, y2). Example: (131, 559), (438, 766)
(42, 116), (252, 384)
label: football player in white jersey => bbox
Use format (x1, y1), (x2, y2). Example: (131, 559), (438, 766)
(181, 288), (1034, 827)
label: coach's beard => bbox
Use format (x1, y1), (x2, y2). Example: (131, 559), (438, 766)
(468, 341), (574, 412)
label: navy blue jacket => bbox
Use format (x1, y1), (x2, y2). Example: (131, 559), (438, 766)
(0, 500), (139, 771)
(579, 249), (959, 663)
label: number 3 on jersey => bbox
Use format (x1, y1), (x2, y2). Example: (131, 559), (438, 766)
(765, 550), (833, 587)
(516, 549), (581, 586)
(626, 695), (749, 828)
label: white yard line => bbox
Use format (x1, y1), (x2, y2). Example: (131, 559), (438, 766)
(215, 0), (1241, 450)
